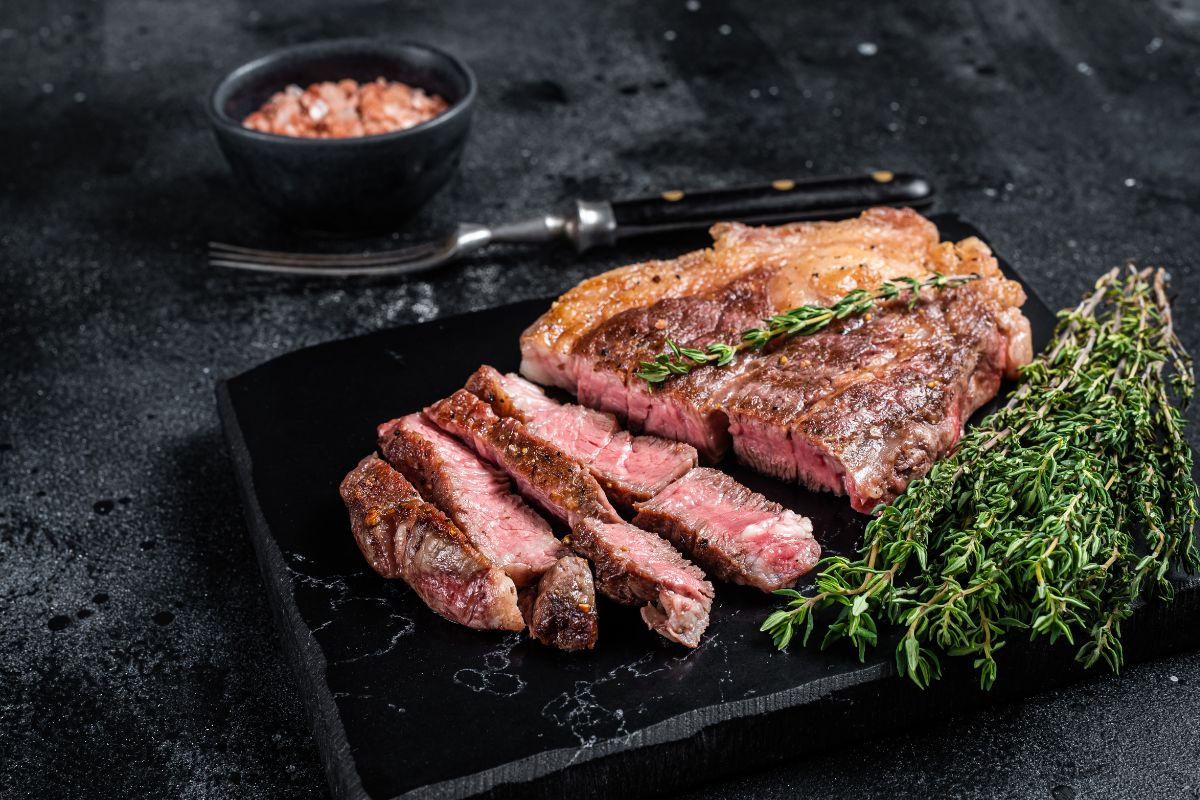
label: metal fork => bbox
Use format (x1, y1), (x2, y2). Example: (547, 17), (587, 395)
(208, 172), (933, 277)
(209, 216), (572, 277)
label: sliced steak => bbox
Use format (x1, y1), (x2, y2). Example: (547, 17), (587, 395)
(632, 468), (820, 591)
(464, 365), (698, 508)
(570, 278), (772, 462)
(377, 413), (565, 588)
(570, 519), (713, 648)
(725, 286), (1010, 512)
(425, 389), (620, 527)
(524, 555), (598, 651)
(428, 388), (714, 647)
(520, 208), (1032, 510)
(338, 454), (523, 631)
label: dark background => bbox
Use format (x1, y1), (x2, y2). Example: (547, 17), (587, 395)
(3, 0), (1199, 798)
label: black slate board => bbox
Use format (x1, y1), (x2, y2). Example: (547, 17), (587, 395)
(217, 216), (1200, 800)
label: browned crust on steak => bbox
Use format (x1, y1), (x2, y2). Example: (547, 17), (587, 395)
(464, 364), (699, 509)
(338, 454), (524, 631)
(426, 389), (620, 527)
(568, 519), (714, 648)
(525, 556), (598, 651)
(633, 506), (745, 587)
(464, 365), (530, 423)
(520, 208), (957, 391)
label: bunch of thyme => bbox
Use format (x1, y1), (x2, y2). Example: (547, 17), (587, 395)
(762, 266), (1199, 689)
(635, 272), (980, 385)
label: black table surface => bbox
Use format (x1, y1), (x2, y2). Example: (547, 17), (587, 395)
(3, 1), (1198, 798)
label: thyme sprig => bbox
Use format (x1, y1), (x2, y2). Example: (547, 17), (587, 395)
(634, 272), (981, 385)
(761, 266), (1199, 689)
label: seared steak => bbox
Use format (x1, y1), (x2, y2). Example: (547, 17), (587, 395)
(521, 207), (968, 391)
(425, 389), (620, 526)
(338, 454), (524, 631)
(633, 468), (820, 591)
(464, 365), (697, 509)
(570, 519), (714, 648)
(524, 555), (598, 651)
(519, 208), (1033, 509)
(725, 287), (1011, 512)
(427, 388), (714, 647)
(377, 413), (565, 588)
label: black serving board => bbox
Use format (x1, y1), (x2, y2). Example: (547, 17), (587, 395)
(217, 216), (1200, 800)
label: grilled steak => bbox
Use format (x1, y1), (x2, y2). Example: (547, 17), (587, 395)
(425, 389), (620, 526)
(633, 468), (820, 591)
(377, 413), (565, 588)
(570, 519), (713, 648)
(464, 365), (697, 509)
(519, 208), (1033, 509)
(338, 454), (524, 631)
(521, 207), (964, 391)
(427, 389), (714, 647)
(524, 555), (598, 651)
(725, 287), (1012, 511)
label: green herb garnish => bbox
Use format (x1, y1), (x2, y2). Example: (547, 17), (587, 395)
(635, 272), (980, 386)
(761, 266), (1198, 689)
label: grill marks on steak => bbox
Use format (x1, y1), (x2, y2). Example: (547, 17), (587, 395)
(633, 468), (820, 592)
(426, 389), (621, 527)
(464, 365), (698, 509)
(570, 519), (714, 648)
(524, 555), (599, 651)
(376, 413), (565, 588)
(338, 454), (524, 631)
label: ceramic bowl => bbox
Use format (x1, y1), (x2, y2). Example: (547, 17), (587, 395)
(208, 38), (476, 230)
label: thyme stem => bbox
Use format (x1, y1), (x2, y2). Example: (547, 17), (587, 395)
(635, 272), (980, 386)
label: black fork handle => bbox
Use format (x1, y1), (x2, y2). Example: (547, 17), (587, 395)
(607, 172), (933, 240)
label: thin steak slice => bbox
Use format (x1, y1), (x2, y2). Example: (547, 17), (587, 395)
(633, 468), (820, 592)
(425, 389), (620, 527)
(377, 413), (565, 588)
(570, 519), (714, 648)
(523, 555), (598, 651)
(338, 454), (523, 631)
(464, 365), (698, 508)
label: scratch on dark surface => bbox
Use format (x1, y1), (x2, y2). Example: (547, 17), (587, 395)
(452, 633), (527, 697)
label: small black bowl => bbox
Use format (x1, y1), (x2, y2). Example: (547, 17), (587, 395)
(208, 38), (475, 230)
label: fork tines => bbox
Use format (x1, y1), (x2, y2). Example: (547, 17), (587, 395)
(208, 240), (442, 273)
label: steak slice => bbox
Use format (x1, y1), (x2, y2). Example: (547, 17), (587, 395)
(570, 519), (714, 648)
(428, 389), (714, 647)
(464, 365), (698, 508)
(571, 283), (771, 462)
(425, 389), (620, 527)
(632, 468), (820, 592)
(523, 555), (598, 651)
(725, 286), (1010, 512)
(338, 454), (524, 631)
(377, 413), (565, 588)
